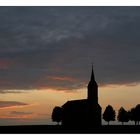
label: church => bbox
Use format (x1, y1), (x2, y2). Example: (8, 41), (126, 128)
(61, 66), (102, 127)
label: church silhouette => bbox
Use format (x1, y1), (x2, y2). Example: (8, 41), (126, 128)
(61, 66), (102, 127)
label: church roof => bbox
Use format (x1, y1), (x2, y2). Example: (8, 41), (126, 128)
(62, 99), (101, 109)
(62, 99), (87, 108)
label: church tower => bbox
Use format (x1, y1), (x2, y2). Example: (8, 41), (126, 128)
(87, 65), (98, 104)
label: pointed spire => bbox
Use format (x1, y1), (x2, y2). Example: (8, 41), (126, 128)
(90, 63), (95, 81)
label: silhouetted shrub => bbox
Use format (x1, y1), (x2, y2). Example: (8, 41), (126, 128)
(52, 106), (62, 125)
(117, 107), (129, 125)
(103, 105), (115, 125)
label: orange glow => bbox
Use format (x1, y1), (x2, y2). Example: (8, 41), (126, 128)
(49, 76), (76, 82)
(35, 75), (77, 91)
(0, 103), (38, 110)
(0, 114), (34, 119)
(38, 85), (69, 91)
(37, 85), (78, 92)
(99, 82), (140, 88)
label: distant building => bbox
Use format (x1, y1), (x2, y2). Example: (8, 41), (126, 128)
(61, 66), (102, 127)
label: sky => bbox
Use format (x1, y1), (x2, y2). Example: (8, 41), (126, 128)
(0, 7), (140, 125)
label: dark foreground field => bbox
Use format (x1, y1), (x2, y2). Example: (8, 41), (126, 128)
(0, 125), (140, 134)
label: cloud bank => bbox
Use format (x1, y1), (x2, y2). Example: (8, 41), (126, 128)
(0, 7), (140, 91)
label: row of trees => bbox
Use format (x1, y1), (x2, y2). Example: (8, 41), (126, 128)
(103, 104), (140, 125)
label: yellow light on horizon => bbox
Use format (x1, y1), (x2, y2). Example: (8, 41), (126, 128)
(0, 83), (140, 125)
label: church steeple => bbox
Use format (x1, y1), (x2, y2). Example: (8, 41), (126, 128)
(87, 65), (98, 103)
(90, 64), (95, 81)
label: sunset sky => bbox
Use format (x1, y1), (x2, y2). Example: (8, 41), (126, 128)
(0, 7), (140, 125)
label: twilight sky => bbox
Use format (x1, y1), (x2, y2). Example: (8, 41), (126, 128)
(0, 7), (140, 125)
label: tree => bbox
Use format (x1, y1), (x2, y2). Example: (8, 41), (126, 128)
(128, 107), (137, 125)
(135, 104), (140, 125)
(103, 105), (116, 125)
(52, 106), (62, 125)
(117, 107), (129, 125)
(128, 105), (140, 125)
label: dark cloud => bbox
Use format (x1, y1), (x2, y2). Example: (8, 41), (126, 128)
(0, 7), (140, 92)
(0, 101), (28, 108)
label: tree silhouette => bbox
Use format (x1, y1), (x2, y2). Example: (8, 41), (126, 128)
(52, 106), (62, 125)
(103, 105), (115, 125)
(128, 107), (137, 125)
(128, 105), (140, 125)
(117, 107), (129, 125)
(135, 104), (140, 125)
